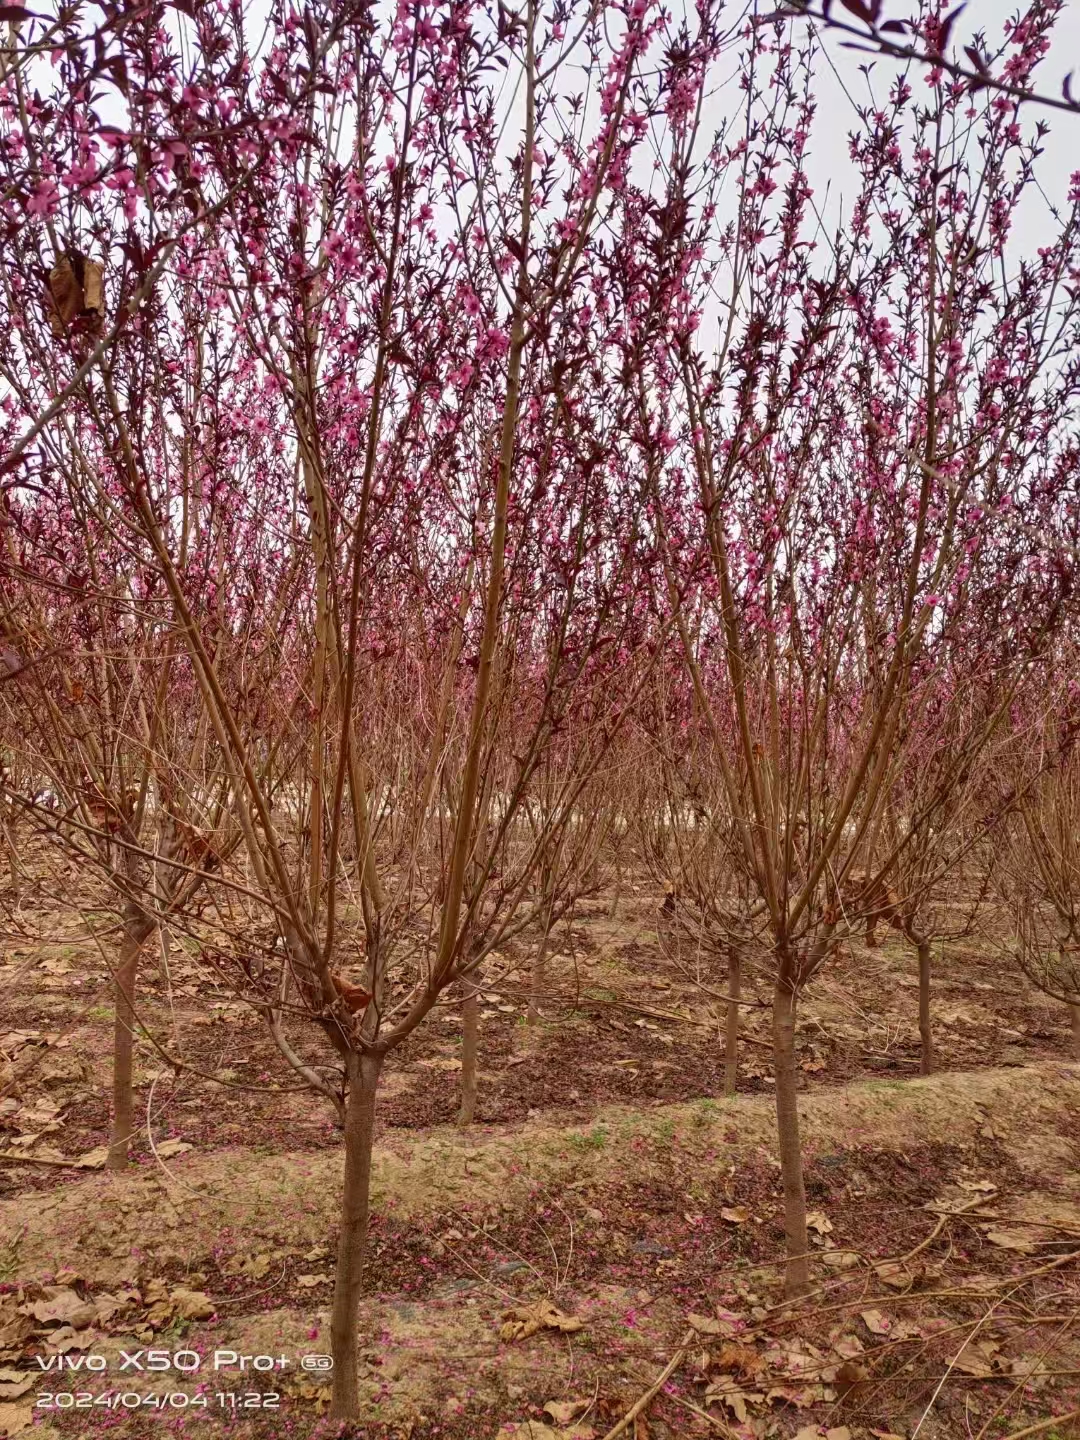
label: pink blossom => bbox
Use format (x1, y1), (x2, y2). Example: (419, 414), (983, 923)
(26, 178), (59, 218)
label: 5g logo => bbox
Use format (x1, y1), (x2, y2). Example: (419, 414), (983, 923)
(301, 1355), (333, 1372)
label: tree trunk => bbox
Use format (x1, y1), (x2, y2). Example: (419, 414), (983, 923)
(1, 814), (20, 899)
(724, 945), (741, 1096)
(459, 967), (482, 1124)
(528, 904), (554, 1030)
(1069, 998), (1080, 1061)
(609, 854), (622, 919)
(107, 923), (152, 1172)
(917, 940), (934, 1075)
(330, 1049), (383, 1420)
(772, 977), (809, 1297)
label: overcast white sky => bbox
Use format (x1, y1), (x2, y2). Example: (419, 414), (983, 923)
(788, 0), (1080, 257)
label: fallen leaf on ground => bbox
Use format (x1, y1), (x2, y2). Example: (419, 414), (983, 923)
(706, 1386), (766, 1424)
(496, 1424), (594, 1440)
(238, 1253), (273, 1279)
(873, 1260), (910, 1289)
(860, 1309), (891, 1336)
(41, 1324), (102, 1354)
(806, 1211), (834, 1235)
(296, 1274), (331, 1288)
(22, 1288), (96, 1329)
(720, 1206), (749, 1224)
(170, 1288), (214, 1321)
(714, 1343), (764, 1380)
(92, 1292), (134, 1326)
(822, 1249), (860, 1270)
(952, 1338), (999, 1378)
(155, 1138), (193, 1159)
(543, 1399), (590, 1425)
(73, 1145), (109, 1169)
(766, 1382), (831, 1408)
(500, 1300), (584, 1343)
(0, 1370), (34, 1400)
(834, 1359), (869, 1399)
(984, 1226), (1038, 1254)
(0, 1400), (34, 1435)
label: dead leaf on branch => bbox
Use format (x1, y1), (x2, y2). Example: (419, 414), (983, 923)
(47, 255), (105, 336)
(500, 1299), (584, 1343)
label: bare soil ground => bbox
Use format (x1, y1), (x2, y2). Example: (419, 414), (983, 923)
(2, 865), (1079, 1439)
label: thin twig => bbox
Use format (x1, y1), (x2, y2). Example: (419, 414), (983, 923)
(599, 1327), (694, 1440)
(1002, 1410), (1080, 1440)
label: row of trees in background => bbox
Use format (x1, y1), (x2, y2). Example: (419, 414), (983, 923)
(1, 0), (1079, 1419)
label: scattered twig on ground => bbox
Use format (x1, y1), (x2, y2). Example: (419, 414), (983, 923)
(599, 1327), (694, 1440)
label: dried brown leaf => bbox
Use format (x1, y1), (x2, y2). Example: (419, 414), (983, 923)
(170, 1288), (214, 1321)
(0, 1399), (34, 1435)
(543, 1399), (590, 1425)
(22, 1288), (96, 1330)
(0, 1370), (33, 1401)
(155, 1138), (193, 1159)
(48, 259), (82, 333)
(983, 1226), (1038, 1254)
(500, 1300), (584, 1343)
(860, 1309), (891, 1336)
(82, 260), (104, 314)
